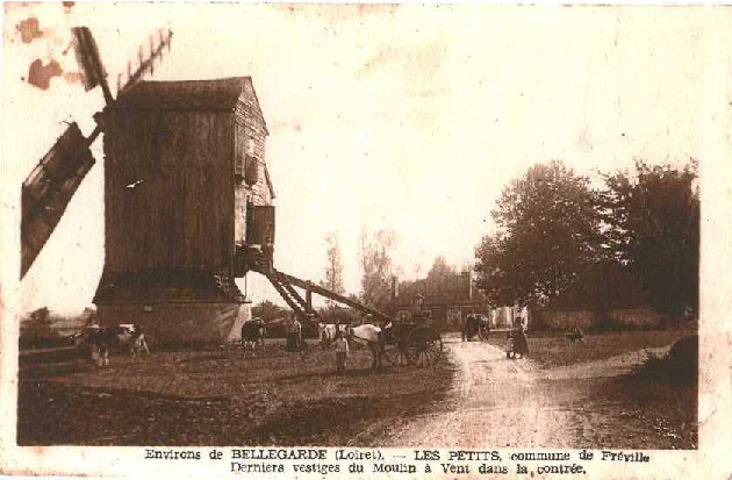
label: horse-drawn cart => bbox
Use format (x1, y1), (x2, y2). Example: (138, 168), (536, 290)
(463, 313), (491, 342)
(256, 268), (444, 368)
(382, 315), (444, 367)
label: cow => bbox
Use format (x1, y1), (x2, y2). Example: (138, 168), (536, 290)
(241, 318), (266, 356)
(73, 324), (149, 366)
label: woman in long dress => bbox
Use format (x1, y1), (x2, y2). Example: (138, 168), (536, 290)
(512, 317), (530, 359)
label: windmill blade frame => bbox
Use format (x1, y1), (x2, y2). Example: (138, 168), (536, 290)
(21, 123), (96, 278)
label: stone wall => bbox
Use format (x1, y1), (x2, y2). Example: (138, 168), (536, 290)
(538, 308), (660, 331)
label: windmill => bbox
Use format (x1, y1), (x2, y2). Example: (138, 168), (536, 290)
(21, 26), (392, 345)
(20, 27), (173, 278)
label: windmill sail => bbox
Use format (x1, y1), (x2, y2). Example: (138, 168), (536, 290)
(72, 27), (113, 104)
(21, 123), (95, 278)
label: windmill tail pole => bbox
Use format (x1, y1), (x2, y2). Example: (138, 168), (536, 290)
(269, 269), (393, 324)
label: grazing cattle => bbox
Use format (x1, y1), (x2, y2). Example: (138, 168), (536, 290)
(241, 318), (266, 355)
(347, 323), (385, 370)
(73, 324), (149, 366)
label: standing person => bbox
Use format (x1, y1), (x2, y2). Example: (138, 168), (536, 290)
(506, 329), (516, 359)
(513, 317), (530, 359)
(291, 317), (302, 351)
(132, 323), (150, 356)
(334, 330), (349, 373)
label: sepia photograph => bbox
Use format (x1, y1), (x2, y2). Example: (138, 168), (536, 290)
(1, 2), (730, 478)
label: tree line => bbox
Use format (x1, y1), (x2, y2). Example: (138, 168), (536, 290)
(474, 159), (699, 318)
(257, 158), (698, 321)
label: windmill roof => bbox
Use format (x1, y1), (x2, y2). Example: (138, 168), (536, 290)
(112, 77), (267, 131)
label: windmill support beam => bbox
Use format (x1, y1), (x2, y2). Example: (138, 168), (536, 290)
(263, 268), (392, 324)
(306, 282), (313, 314)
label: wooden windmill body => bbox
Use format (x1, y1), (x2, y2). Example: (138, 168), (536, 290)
(93, 77), (274, 344)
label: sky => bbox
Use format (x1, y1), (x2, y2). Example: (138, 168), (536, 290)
(2, 3), (730, 315)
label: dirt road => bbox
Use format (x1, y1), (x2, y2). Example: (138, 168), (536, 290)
(381, 333), (694, 449)
(385, 335), (579, 448)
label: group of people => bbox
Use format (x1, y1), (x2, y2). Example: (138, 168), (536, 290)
(256, 312), (533, 373)
(284, 317), (303, 352)
(242, 315), (351, 371)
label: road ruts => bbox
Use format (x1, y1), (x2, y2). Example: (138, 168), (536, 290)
(383, 334), (577, 448)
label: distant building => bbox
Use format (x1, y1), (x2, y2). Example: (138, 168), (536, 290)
(537, 261), (660, 330)
(388, 270), (490, 331)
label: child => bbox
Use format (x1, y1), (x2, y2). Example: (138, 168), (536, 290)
(334, 330), (349, 373)
(506, 330), (516, 359)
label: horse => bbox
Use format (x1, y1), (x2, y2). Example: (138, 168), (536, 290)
(463, 314), (481, 341)
(318, 323), (348, 346)
(476, 314), (491, 339)
(347, 323), (387, 370)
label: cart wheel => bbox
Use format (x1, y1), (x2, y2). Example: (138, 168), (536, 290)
(405, 327), (443, 367)
(383, 342), (409, 366)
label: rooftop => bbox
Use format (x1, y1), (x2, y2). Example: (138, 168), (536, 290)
(112, 77), (267, 132)
(392, 271), (486, 307)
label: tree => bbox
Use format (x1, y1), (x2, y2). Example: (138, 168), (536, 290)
(396, 255), (466, 305)
(251, 300), (287, 323)
(600, 160), (699, 317)
(320, 233), (345, 307)
(422, 255), (460, 300)
(318, 305), (360, 324)
(475, 160), (604, 307)
(427, 255), (454, 279)
(359, 228), (396, 311)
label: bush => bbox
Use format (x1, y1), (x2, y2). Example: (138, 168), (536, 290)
(632, 334), (698, 385)
(668, 334), (698, 382)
